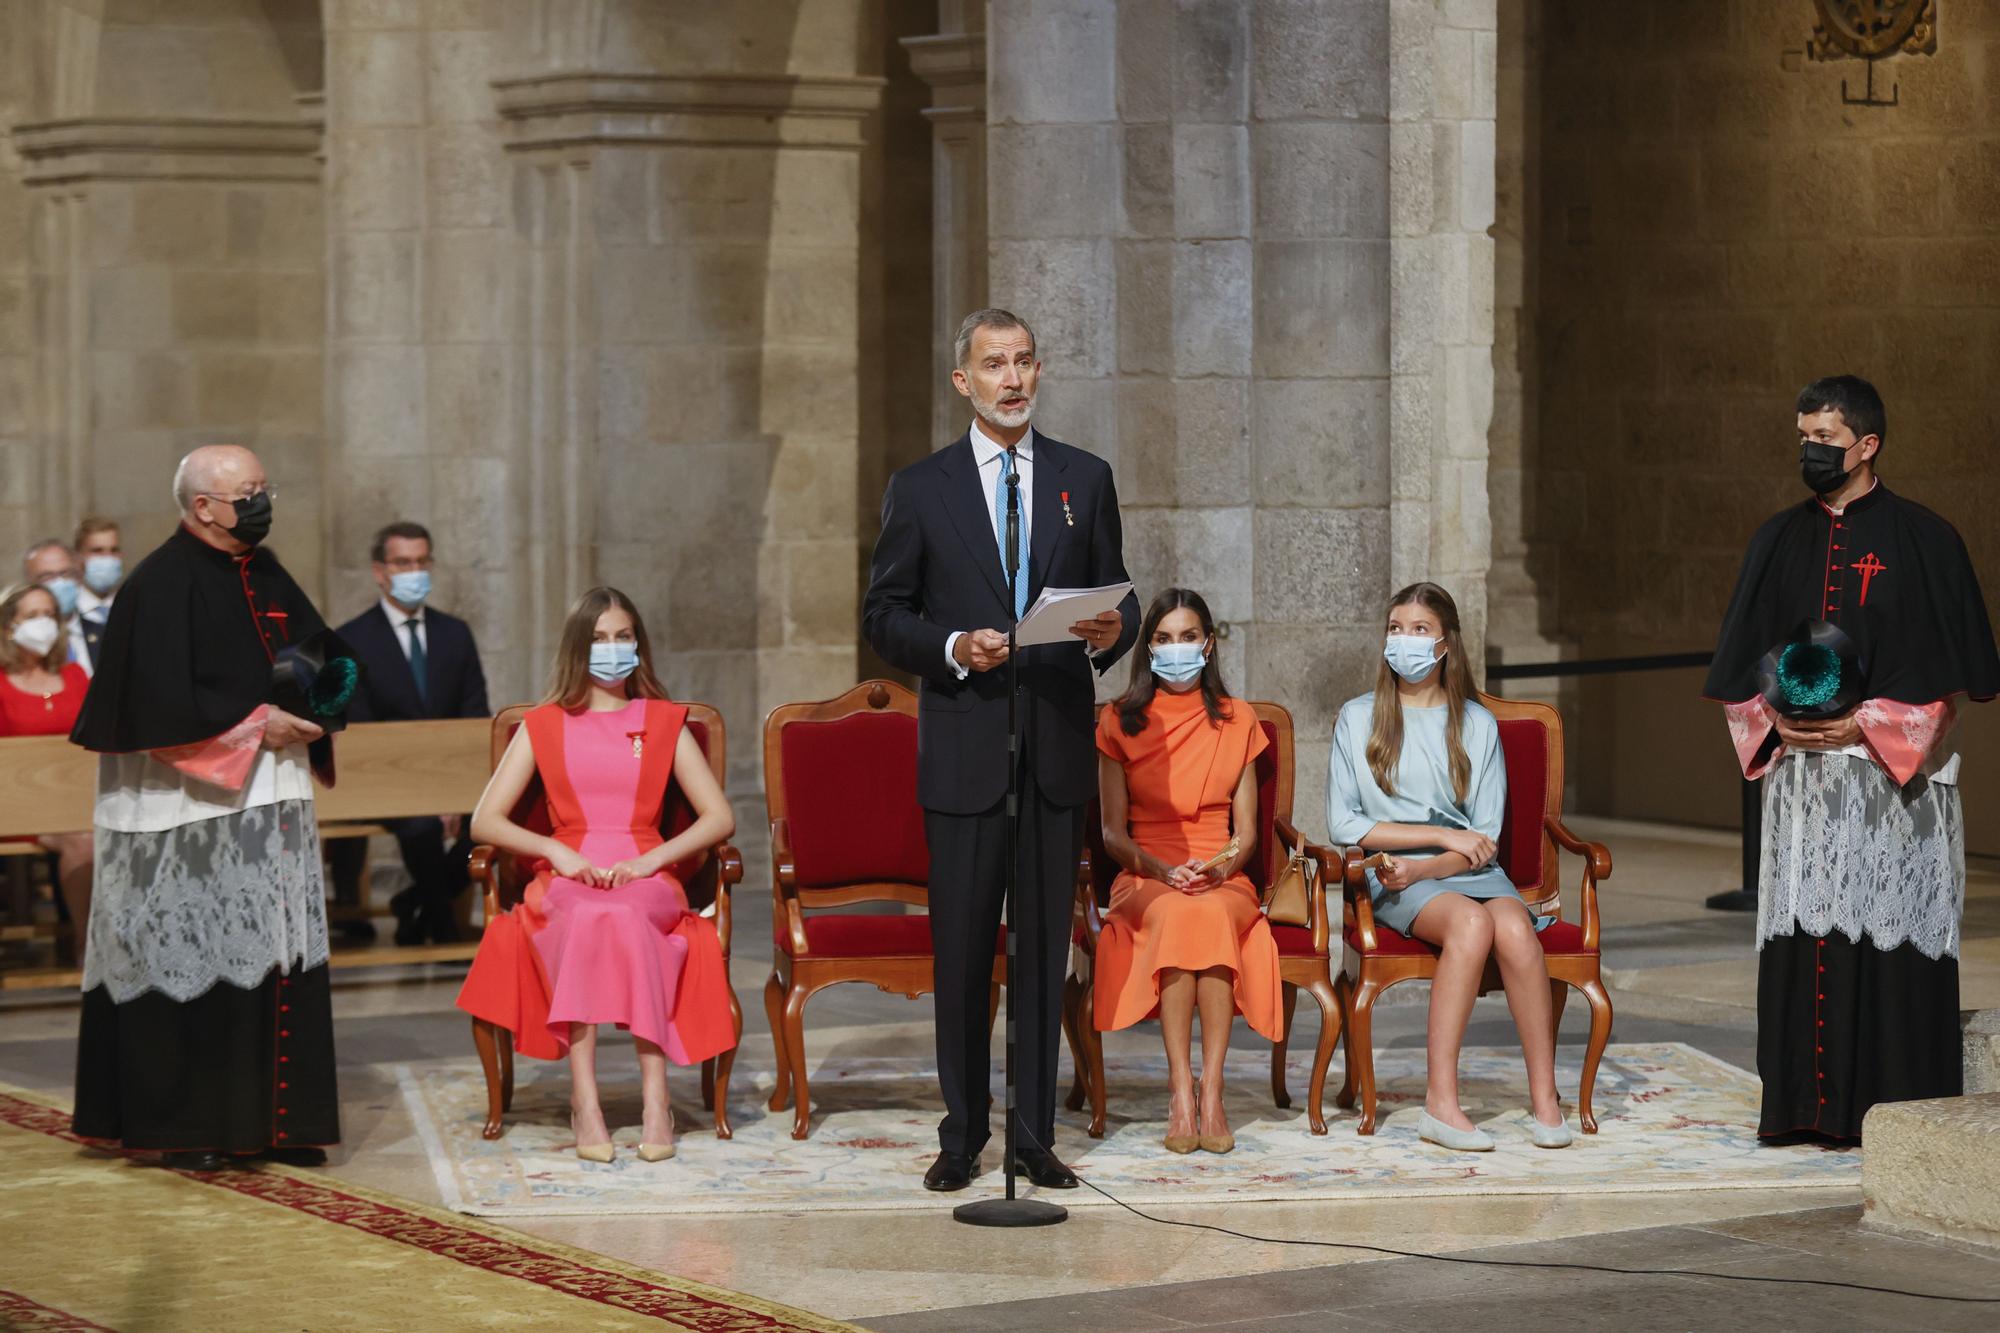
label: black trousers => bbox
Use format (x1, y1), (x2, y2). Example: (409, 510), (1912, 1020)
(73, 962), (340, 1153)
(327, 817), (470, 913)
(1757, 929), (1961, 1143)
(925, 775), (1083, 1158)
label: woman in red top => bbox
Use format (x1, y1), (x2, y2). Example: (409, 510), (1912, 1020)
(0, 582), (94, 957)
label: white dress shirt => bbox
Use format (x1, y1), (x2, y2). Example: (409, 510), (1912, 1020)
(944, 422), (1037, 679)
(380, 595), (428, 660)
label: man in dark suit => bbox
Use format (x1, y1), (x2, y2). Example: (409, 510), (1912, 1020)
(863, 309), (1140, 1192)
(328, 521), (490, 945)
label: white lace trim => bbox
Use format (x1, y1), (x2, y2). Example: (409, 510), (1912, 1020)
(1756, 750), (1963, 961)
(84, 799), (331, 1003)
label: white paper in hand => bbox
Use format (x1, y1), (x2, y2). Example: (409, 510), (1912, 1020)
(1012, 581), (1135, 648)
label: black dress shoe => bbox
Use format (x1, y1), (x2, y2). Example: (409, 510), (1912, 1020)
(260, 1146), (328, 1167)
(1017, 1145), (1079, 1189)
(922, 1150), (977, 1192)
(162, 1150), (227, 1172)
(390, 889), (425, 946)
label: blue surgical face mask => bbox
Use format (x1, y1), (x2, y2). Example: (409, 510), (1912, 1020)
(83, 555), (122, 595)
(389, 569), (432, 607)
(1149, 640), (1208, 685)
(41, 576), (79, 618)
(1384, 633), (1442, 684)
(589, 640), (640, 683)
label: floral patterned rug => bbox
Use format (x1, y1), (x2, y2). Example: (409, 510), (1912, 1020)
(399, 1043), (1861, 1217)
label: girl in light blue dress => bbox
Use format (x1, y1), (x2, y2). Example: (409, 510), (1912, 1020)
(1327, 582), (1571, 1151)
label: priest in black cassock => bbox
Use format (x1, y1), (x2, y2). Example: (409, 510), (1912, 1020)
(70, 445), (342, 1171)
(1705, 375), (1999, 1143)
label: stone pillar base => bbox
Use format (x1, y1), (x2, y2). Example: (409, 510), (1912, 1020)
(1861, 1093), (2000, 1252)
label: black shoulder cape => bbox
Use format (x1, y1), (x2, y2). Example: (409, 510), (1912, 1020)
(71, 525), (330, 753)
(1704, 484), (2000, 706)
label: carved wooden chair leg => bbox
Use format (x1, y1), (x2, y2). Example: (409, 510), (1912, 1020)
(764, 969), (791, 1112)
(1333, 971), (1359, 1111)
(1304, 975), (1342, 1136)
(1271, 981), (1298, 1110)
(1062, 973), (1090, 1111)
(472, 1017), (507, 1141)
(710, 986), (742, 1138)
(1578, 977), (1613, 1134)
(1078, 982), (1107, 1138)
(701, 1058), (716, 1111)
(1347, 976), (1382, 1135)
(782, 978), (813, 1140)
(1548, 976), (1570, 1046)
(498, 1027), (514, 1113)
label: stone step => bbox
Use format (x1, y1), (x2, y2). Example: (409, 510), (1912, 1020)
(1862, 1092), (2000, 1250)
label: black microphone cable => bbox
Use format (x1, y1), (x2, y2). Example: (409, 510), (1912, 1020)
(1008, 1122), (2000, 1307)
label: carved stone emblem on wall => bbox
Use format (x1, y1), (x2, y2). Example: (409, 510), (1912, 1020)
(1807, 0), (1938, 61)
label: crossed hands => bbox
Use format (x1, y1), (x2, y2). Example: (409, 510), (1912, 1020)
(1374, 829), (1497, 893)
(1775, 711), (1862, 751)
(1165, 858), (1222, 895)
(547, 845), (654, 889)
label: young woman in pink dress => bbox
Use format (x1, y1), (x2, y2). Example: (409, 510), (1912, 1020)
(457, 587), (737, 1162)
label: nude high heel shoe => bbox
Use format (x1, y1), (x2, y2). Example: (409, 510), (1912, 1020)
(1196, 1078), (1234, 1154)
(1163, 1085), (1200, 1154)
(572, 1115), (614, 1163)
(636, 1141), (676, 1162)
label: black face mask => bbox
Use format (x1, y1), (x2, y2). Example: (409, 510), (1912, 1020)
(1799, 440), (1856, 496)
(222, 490), (273, 546)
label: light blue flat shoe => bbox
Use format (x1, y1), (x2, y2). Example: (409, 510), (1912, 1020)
(1528, 1114), (1573, 1149)
(1416, 1110), (1494, 1152)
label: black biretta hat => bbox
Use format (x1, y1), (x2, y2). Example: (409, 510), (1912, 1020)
(271, 627), (363, 732)
(1755, 619), (1868, 721)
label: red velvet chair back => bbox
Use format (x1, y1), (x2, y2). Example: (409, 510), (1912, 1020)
(764, 680), (929, 908)
(486, 701), (728, 912)
(1481, 694), (1561, 911)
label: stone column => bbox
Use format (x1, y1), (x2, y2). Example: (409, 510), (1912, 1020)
(1388, 0), (1499, 666)
(10, 1), (325, 588)
(321, 0), (521, 694)
(901, 1), (988, 446)
(986, 0), (1396, 829)
(494, 64), (882, 788)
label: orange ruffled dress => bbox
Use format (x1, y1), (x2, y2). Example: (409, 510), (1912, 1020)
(456, 699), (735, 1065)
(1092, 690), (1283, 1040)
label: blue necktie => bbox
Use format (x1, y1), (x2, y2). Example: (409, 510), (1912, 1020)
(406, 620), (429, 710)
(992, 451), (1029, 620)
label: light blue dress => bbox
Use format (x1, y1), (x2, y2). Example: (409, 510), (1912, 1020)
(1325, 694), (1540, 937)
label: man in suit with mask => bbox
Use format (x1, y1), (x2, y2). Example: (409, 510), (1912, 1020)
(328, 521), (489, 945)
(863, 308), (1140, 1192)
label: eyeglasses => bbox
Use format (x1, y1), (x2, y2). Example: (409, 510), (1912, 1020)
(199, 486), (276, 503)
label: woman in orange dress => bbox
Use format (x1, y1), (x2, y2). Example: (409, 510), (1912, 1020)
(1095, 588), (1282, 1154)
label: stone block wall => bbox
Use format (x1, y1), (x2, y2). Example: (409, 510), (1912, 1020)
(988, 0), (1493, 834)
(1531, 1), (2000, 830)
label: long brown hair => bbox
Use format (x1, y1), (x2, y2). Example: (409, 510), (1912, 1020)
(542, 586), (671, 711)
(1365, 582), (1476, 802)
(1115, 587), (1233, 735)
(0, 583), (65, 675)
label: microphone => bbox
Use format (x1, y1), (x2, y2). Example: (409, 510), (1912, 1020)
(1003, 448), (1022, 590)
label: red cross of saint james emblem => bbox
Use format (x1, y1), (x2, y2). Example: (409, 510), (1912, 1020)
(1852, 553), (1886, 605)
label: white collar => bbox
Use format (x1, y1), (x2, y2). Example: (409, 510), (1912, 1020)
(379, 595), (422, 629)
(969, 418), (1035, 468)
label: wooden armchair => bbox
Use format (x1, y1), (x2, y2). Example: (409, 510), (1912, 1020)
(763, 680), (1002, 1140)
(467, 701), (745, 1140)
(1063, 702), (1347, 1136)
(1335, 692), (1614, 1134)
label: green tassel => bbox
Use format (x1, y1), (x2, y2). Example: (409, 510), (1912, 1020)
(308, 655), (360, 717)
(1776, 642), (1840, 709)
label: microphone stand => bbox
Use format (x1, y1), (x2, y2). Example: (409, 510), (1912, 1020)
(955, 446), (1067, 1228)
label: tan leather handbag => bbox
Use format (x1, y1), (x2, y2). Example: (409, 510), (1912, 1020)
(1260, 845), (1315, 928)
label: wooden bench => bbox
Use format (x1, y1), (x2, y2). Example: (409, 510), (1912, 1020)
(0, 719), (493, 991)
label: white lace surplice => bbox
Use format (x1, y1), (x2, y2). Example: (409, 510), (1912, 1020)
(1757, 749), (1964, 961)
(86, 747), (330, 1003)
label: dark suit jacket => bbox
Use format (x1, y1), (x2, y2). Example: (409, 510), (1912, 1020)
(337, 602), (490, 723)
(862, 431), (1140, 814)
